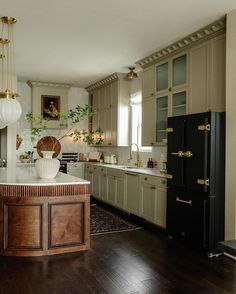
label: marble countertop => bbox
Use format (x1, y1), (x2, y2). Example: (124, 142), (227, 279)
(85, 162), (167, 178)
(0, 167), (89, 186)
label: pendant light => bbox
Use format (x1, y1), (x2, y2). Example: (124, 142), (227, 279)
(126, 67), (138, 80)
(0, 16), (22, 128)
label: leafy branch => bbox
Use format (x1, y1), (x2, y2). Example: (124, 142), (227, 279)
(25, 104), (102, 149)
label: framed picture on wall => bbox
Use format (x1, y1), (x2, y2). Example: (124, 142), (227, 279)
(41, 95), (60, 120)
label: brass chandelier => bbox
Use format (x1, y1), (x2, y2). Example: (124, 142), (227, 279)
(0, 16), (22, 128)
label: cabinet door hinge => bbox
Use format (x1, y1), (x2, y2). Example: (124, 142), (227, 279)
(197, 178), (209, 186)
(197, 124), (211, 131)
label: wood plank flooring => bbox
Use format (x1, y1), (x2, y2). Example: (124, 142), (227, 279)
(0, 229), (236, 293)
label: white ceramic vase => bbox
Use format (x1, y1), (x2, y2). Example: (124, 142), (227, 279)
(35, 151), (60, 179)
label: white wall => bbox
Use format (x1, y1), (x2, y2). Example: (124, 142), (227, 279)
(16, 82), (96, 161)
(225, 10), (236, 240)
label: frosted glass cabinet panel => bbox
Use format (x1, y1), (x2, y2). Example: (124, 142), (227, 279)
(156, 62), (168, 92)
(172, 91), (187, 117)
(156, 96), (168, 143)
(173, 55), (187, 87)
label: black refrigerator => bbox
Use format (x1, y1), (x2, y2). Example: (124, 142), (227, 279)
(166, 112), (225, 256)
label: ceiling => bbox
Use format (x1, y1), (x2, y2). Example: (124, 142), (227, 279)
(1, 0), (236, 87)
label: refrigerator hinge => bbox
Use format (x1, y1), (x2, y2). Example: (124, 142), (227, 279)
(166, 174), (173, 179)
(197, 124), (211, 132)
(197, 179), (210, 186)
(166, 128), (173, 133)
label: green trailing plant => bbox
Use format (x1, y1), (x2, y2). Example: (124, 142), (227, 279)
(25, 104), (103, 149)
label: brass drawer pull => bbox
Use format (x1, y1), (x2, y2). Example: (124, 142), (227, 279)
(161, 180), (166, 185)
(144, 177), (148, 180)
(150, 186), (156, 190)
(176, 197), (192, 205)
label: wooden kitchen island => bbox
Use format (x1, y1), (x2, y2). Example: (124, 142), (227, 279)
(0, 167), (90, 256)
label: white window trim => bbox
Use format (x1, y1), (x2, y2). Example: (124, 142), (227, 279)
(130, 92), (152, 152)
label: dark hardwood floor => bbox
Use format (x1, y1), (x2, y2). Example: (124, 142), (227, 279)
(0, 229), (236, 293)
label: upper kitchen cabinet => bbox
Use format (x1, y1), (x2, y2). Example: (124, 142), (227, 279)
(142, 65), (155, 99)
(156, 54), (187, 94)
(189, 34), (226, 113)
(137, 18), (226, 146)
(86, 73), (130, 146)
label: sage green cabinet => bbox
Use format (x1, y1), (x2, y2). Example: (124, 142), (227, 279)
(141, 34), (226, 146)
(90, 74), (130, 146)
(139, 175), (167, 228)
(125, 173), (140, 215)
(107, 168), (125, 210)
(142, 65), (155, 99)
(142, 97), (155, 146)
(189, 34), (226, 113)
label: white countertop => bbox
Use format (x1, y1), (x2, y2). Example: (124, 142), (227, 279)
(0, 167), (89, 186)
(85, 162), (167, 178)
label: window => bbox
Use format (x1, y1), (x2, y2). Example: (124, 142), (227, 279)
(130, 92), (152, 152)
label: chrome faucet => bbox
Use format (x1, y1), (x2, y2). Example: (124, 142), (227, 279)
(129, 143), (141, 167)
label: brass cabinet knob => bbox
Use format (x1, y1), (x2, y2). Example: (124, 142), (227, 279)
(169, 87), (172, 91)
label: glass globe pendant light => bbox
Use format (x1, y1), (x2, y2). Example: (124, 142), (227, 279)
(0, 16), (22, 128)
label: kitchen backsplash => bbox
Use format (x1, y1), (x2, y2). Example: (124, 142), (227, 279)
(97, 146), (167, 168)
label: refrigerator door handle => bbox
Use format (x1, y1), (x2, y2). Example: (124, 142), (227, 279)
(176, 196), (192, 206)
(171, 151), (184, 157)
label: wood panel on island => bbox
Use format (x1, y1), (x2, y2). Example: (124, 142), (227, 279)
(0, 169), (90, 257)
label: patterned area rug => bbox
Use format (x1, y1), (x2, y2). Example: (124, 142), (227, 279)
(90, 205), (141, 235)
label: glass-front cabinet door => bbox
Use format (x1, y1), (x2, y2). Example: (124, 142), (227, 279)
(172, 91), (187, 117)
(156, 96), (168, 143)
(172, 54), (187, 88)
(152, 52), (188, 145)
(156, 62), (169, 93)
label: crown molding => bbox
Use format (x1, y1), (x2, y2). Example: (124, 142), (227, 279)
(136, 17), (226, 69)
(86, 73), (121, 92)
(27, 80), (72, 89)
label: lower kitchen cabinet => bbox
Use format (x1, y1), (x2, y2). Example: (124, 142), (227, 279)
(85, 165), (107, 200)
(67, 162), (84, 178)
(100, 172), (108, 201)
(107, 168), (125, 209)
(116, 176), (125, 209)
(140, 182), (156, 222)
(84, 164), (167, 227)
(139, 175), (167, 228)
(84, 167), (93, 195)
(92, 167), (100, 198)
(125, 173), (140, 215)
(107, 174), (116, 204)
